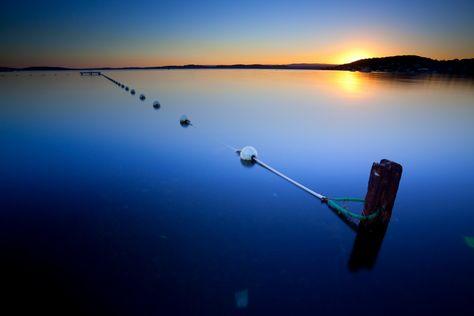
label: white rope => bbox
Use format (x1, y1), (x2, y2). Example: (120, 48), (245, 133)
(185, 120), (239, 153)
(252, 157), (327, 200)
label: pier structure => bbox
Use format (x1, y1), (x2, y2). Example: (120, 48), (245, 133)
(80, 71), (101, 76)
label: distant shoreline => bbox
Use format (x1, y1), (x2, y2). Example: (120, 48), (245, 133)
(1, 55), (473, 76)
(0, 63), (333, 72)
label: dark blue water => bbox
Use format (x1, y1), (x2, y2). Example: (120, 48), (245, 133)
(1, 70), (473, 315)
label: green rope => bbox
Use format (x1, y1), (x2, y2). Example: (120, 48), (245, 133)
(326, 198), (379, 221)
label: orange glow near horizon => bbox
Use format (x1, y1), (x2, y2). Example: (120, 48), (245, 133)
(1, 42), (458, 68)
(0, 37), (391, 67)
(335, 49), (374, 64)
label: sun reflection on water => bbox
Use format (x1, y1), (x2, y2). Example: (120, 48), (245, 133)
(334, 71), (365, 96)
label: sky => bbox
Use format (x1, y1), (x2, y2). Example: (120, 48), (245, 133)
(1, 0), (473, 67)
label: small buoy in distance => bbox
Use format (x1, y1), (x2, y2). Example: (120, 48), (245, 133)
(180, 114), (191, 126)
(240, 146), (258, 161)
(130, 89), (136, 95)
(153, 101), (161, 109)
(139, 94), (146, 100)
(125, 86), (129, 91)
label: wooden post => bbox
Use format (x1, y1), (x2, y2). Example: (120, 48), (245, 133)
(362, 159), (403, 228)
(348, 159), (402, 271)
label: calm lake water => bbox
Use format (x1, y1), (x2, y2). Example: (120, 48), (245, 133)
(1, 70), (473, 315)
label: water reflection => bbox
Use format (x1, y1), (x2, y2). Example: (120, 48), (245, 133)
(334, 71), (364, 96)
(349, 221), (389, 271)
(329, 70), (474, 99)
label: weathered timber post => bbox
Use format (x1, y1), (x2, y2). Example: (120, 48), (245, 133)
(361, 159), (403, 228)
(348, 159), (402, 271)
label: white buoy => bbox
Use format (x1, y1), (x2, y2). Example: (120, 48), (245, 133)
(240, 146), (258, 161)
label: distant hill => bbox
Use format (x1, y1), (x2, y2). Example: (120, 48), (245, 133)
(332, 55), (474, 75)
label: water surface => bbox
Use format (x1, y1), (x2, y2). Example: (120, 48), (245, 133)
(1, 70), (473, 315)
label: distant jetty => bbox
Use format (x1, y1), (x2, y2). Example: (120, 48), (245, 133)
(1, 56), (473, 76)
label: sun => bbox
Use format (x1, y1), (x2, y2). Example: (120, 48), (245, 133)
(337, 50), (373, 64)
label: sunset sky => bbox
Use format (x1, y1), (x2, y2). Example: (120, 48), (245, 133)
(1, 0), (473, 67)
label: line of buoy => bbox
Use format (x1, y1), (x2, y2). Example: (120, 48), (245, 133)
(98, 73), (337, 206)
(91, 72), (394, 226)
(100, 73), (154, 103)
(80, 73), (165, 113)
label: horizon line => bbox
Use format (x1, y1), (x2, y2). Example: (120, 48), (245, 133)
(2, 55), (473, 71)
